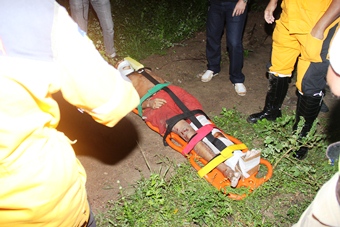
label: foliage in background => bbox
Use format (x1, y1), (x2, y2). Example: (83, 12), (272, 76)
(96, 108), (337, 227)
(87, 0), (207, 60)
(74, 0), (339, 226)
(84, 0), (271, 61)
(113, 0), (207, 59)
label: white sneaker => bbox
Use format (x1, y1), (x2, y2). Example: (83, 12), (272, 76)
(201, 70), (218, 82)
(234, 83), (246, 96)
(108, 52), (117, 58)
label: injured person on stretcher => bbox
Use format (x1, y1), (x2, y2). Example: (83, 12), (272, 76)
(116, 59), (261, 188)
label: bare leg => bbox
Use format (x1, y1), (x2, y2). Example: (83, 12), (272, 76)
(171, 120), (241, 187)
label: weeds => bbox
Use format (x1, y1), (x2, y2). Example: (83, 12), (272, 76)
(96, 109), (337, 226)
(84, 0), (270, 60)
(82, 0), (338, 225)
(86, 0), (208, 61)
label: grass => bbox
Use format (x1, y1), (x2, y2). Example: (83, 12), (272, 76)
(84, 0), (270, 61)
(70, 0), (339, 226)
(95, 108), (338, 227)
(85, 0), (208, 61)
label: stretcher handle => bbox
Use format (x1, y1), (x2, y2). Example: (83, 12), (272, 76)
(227, 158), (273, 200)
(189, 155), (273, 200)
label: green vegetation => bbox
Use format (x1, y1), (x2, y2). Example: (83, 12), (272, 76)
(86, 0), (270, 61)
(96, 108), (338, 227)
(87, 0), (208, 60)
(81, 0), (339, 226)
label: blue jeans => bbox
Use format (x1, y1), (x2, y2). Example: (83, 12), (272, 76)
(206, 1), (247, 83)
(69, 0), (115, 56)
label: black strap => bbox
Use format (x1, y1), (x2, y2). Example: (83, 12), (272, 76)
(138, 68), (159, 85)
(163, 109), (206, 145)
(162, 110), (226, 151)
(138, 68), (227, 151)
(139, 68), (200, 124)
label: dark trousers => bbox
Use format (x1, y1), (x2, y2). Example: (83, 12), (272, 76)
(206, 1), (247, 83)
(87, 208), (96, 227)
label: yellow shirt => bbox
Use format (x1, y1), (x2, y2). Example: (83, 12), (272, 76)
(0, 3), (139, 226)
(280, 0), (332, 34)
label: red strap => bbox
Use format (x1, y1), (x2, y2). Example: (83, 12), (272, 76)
(182, 124), (214, 155)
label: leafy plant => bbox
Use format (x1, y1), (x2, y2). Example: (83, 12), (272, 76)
(80, 1), (338, 225)
(86, 0), (208, 61)
(96, 108), (336, 227)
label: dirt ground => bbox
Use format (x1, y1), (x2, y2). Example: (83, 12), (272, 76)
(54, 10), (338, 214)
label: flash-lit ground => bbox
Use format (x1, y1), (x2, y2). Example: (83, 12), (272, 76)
(55, 10), (340, 213)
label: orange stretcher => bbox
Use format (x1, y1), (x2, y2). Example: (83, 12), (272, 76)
(132, 108), (273, 200)
(124, 57), (273, 199)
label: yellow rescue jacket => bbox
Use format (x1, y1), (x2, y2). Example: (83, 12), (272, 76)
(0, 1), (139, 226)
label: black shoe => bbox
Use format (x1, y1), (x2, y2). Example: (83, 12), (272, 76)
(247, 109), (282, 123)
(292, 146), (308, 160)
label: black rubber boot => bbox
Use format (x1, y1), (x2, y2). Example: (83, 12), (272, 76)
(247, 73), (289, 123)
(292, 92), (322, 160)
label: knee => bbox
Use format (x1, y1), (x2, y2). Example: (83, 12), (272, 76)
(228, 41), (243, 54)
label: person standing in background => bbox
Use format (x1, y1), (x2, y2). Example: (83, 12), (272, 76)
(247, 0), (340, 160)
(0, 0), (139, 226)
(201, 0), (248, 96)
(69, 0), (117, 58)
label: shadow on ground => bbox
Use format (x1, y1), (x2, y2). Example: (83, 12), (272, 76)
(53, 91), (139, 165)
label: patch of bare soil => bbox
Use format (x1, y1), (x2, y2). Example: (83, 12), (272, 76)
(55, 10), (338, 213)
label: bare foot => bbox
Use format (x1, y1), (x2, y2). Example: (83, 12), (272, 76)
(224, 167), (242, 188)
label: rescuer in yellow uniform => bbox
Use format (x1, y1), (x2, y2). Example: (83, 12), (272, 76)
(247, 0), (340, 159)
(0, 0), (139, 226)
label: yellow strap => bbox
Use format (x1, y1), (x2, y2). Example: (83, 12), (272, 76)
(124, 57), (144, 71)
(198, 143), (247, 178)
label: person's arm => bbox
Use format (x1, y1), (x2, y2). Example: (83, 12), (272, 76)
(53, 3), (139, 127)
(311, 0), (340, 39)
(264, 0), (279, 24)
